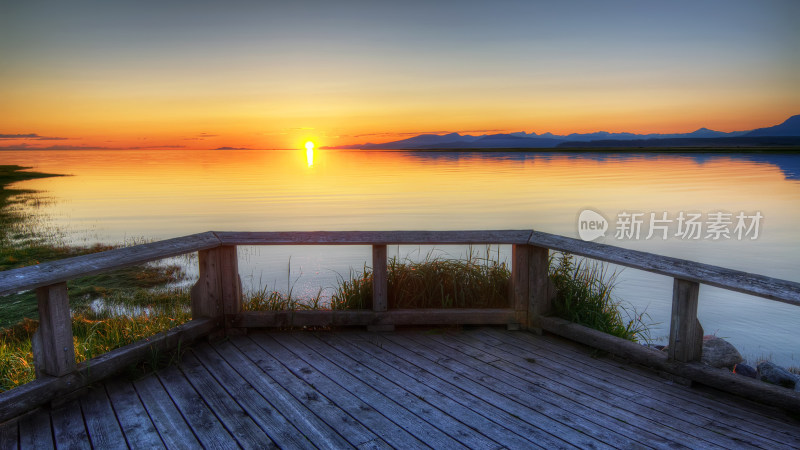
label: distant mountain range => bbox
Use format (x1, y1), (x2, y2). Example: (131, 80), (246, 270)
(327, 115), (800, 149)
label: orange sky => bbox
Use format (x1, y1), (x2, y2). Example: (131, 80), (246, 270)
(1, 1), (798, 150)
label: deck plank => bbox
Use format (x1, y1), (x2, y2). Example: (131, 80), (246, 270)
(333, 331), (594, 448)
(267, 332), (464, 448)
(376, 331), (625, 449)
(9, 328), (798, 449)
(0, 419), (18, 450)
(415, 329), (739, 448)
(321, 332), (544, 449)
(180, 351), (275, 449)
(50, 399), (90, 450)
(249, 333), (433, 449)
(104, 379), (165, 449)
(18, 407), (53, 450)
(80, 386), (127, 450)
(225, 336), (392, 449)
(156, 363), (236, 448)
(489, 328), (800, 447)
(404, 330), (697, 449)
(293, 332), (502, 449)
(190, 342), (313, 449)
(134, 374), (201, 449)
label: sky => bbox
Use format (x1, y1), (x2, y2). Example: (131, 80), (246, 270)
(1, 0), (798, 150)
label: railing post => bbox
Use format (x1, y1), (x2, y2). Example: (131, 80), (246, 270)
(369, 244), (392, 331)
(527, 245), (551, 334)
(33, 282), (76, 377)
(191, 245), (242, 333)
(511, 245), (530, 330)
(512, 245), (550, 333)
(668, 278), (703, 362)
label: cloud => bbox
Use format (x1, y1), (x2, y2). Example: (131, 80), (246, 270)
(0, 133), (69, 140)
(0, 144), (106, 150)
(215, 146), (250, 150)
(183, 133), (219, 140)
(0, 144), (187, 151)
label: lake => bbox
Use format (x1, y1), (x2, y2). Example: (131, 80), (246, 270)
(2, 149), (799, 366)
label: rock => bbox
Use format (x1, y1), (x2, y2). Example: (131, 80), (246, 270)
(700, 336), (743, 369)
(732, 363), (757, 378)
(757, 362), (799, 389)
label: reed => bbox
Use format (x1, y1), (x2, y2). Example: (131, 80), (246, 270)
(331, 249), (511, 310)
(549, 252), (651, 343)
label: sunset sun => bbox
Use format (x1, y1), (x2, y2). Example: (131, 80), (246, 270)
(305, 141), (315, 151)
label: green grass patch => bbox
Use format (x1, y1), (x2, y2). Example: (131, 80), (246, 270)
(549, 252), (650, 343)
(0, 290), (191, 391)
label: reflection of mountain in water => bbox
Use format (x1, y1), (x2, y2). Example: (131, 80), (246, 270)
(740, 154), (800, 180)
(398, 150), (800, 181)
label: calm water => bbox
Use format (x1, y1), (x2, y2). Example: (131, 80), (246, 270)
(2, 149), (799, 365)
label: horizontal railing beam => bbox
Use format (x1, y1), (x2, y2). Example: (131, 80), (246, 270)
(0, 232), (222, 296)
(213, 230), (533, 246)
(528, 231), (800, 306)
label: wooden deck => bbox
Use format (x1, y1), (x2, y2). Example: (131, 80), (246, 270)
(2, 328), (798, 449)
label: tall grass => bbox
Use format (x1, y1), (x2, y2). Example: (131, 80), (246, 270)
(331, 249), (511, 310)
(0, 166), (194, 392)
(0, 288), (191, 392)
(549, 252), (650, 343)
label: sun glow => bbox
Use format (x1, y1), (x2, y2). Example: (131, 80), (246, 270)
(305, 141), (315, 151)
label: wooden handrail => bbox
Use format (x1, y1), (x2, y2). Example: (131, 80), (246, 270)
(0, 232), (221, 297)
(1, 229), (797, 305)
(528, 231), (800, 306)
(213, 230), (533, 245)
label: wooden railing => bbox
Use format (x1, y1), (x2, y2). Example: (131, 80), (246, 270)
(0, 229), (798, 419)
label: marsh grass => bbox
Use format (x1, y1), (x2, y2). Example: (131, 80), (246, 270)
(331, 249), (511, 310)
(0, 166), (194, 391)
(549, 252), (651, 343)
(0, 288), (191, 391)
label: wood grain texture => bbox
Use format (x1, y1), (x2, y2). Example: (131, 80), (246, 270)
(11, 329), (799, 448)
(191, 248), (222, 318)
(539, 316), (800, 413)
(0, 418), (18, 450)
(18, 407), (54, 450)
(104, 380), (165, 449)
(231, 309), (517, 328)
(668, 278), (703, 362)
(510, 244), (529, 327)
(80, 386), (127, 450)
(0, 232), (221, 296)
(50, 399), (90, 450)
(134, 375), (201, 449)
(528, 230), (800, 305)
(527, 245), (550, 332)
(214, 229), (533, 245)
(35, 283), (76, 377)
(371, 245), (387, 313)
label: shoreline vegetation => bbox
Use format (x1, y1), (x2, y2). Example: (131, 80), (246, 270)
(0, 165), (191, 391)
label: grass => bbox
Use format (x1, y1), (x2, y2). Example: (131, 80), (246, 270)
(0, 165), (193, 392)
(549, 252), (650, 343)
(331, 249), (511, 310)
(0, 290), (191, 391)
